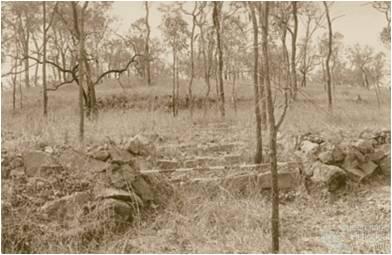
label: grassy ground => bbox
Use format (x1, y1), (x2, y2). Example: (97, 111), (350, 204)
(1, 78), (391, 253)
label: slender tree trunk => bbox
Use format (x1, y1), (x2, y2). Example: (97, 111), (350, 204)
(24, 37), (30, 89)
(213, 2), (225, 118)
(43, 1), (48, 116)
(261, 3), (279, 252)
(72, 1), (87, 142)
(188, 5), (197, 118)
(232, 69), (237, 114)
(176, 55), (180, 116)
(144, 2), (151, 86)
(172, 48), (177, 117)
(324, 1), (333, 110)
(290, 2), (298, 100)
(257, 3), (267, 127)
(19, 71), (23, 109)
(12, 60), (18, 113)
(249, 2), (263, 164)
(302, 16), (311, 88)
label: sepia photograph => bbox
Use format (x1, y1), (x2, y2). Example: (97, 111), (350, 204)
(1, 0), (391, 253)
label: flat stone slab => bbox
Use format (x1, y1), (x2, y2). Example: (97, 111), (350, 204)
(23, 151), (61, 177)
(59, 149), (109, 175)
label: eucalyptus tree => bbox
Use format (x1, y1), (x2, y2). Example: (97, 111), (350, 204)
(212, 1), (225, 118)
(298, 3), (324, 88)
(248, 1), (263, 164)
(372, 2), (391, 48)
(144, 2), (151, 85)
(160, 4), (189, 117)
(323, 1), (333, 110)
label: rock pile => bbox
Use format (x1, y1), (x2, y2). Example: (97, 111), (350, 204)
(296, 129), (390, 192)
(2, 133), (173, 237)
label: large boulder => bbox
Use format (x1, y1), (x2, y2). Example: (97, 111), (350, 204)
(297, 141), (320, 160)
(353, 139), (375, 154)
(90, 150), (110, 161)
(318, 145), (345, 164)
(109, 144), (134, 164)
(131, 175), (155, 203)
(40, 191), (91, 227)
(308, 162), (346, 192)
(59, 149), (108, 176)
(108, 163), (138, 189)
(96, 198), (134, 224)
(379, 154), (391, 178)
(23, 151), (61, 177)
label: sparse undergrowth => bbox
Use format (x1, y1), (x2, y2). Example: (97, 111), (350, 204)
(2, 81), (390, 253)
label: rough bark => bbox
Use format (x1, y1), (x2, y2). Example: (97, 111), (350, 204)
(261, 3), (280, 252)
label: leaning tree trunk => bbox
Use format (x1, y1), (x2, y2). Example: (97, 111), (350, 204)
(213, 2), (225, 118)
(324, 1), (333, 111)
(249, 2), (263, 164)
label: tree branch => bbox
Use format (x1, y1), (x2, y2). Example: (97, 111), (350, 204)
(275, 88), (289, 130)
(94, 54), (141, 85)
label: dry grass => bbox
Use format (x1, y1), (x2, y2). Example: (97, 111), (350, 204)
(1, 79), (391, 253)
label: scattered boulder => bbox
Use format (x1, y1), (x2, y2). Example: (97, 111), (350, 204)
(90, 150), (110, 161)
(131, 175), (155, 203)
(109, 144), (134, 164)
(23, 151), (61, 177)
(302, 133), (325, 144)
(368, 148), (387, 163)
(358, 160), (378, 176)
(298, 141), (320, 160)
(379, 155), (391, 177)
(96, 188), (143, 206)
(96, 198), (134, 224)
(258, 171), (300, 190)
(108, 164), (138, 190)
(126, 134), (156, 156)
(353, 139), (375, 154)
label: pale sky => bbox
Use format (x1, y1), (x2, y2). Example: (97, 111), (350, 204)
(110, 1), (388, 53)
